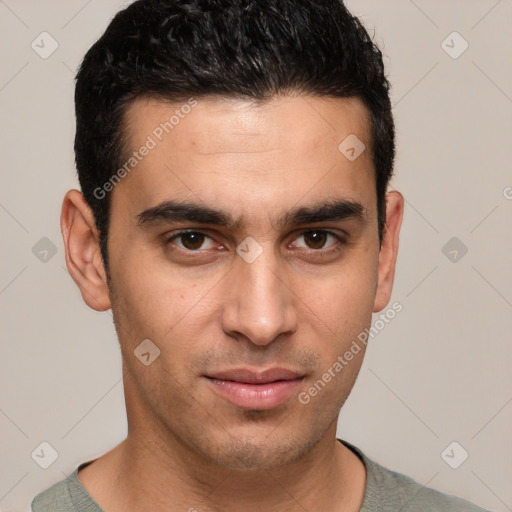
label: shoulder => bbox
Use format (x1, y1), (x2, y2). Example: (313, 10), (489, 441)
(339, 439), (493, 512)
(31, 464), (103, 512)
(367, 459), (491, 511)
(31, 476), (74, 512)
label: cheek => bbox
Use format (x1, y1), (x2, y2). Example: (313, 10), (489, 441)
(109, 243), (191, 336)
(108, 251), (224, 383)
(299, 253), (378, 338)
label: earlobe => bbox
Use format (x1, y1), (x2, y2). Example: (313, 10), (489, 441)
(373, 190), (404, 313)
(61, 190), (111, 311)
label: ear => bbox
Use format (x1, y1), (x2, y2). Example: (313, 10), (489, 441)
(373, 190), (404, 312)
(61, 190), (111, 311)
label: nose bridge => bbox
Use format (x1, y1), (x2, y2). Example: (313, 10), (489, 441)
(221, 243), (297, 345)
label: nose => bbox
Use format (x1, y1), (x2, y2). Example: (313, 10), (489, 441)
(220, 248), (298, 346)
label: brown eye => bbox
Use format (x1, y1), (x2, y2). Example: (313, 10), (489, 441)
(303, 231), (328, 249)
(180, 232), (205, 250)
(294, 230), (341, 250)
(167, 231), (216, 251)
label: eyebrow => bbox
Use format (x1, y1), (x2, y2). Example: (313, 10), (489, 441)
(137, 198), (366, 230)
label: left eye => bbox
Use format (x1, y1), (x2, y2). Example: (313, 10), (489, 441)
(292, 230), (342, 250)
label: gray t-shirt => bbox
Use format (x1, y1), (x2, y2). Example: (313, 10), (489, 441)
(31, 439), (492, 511)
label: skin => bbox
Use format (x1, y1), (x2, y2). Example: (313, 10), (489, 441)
(61, 94), (404, 512)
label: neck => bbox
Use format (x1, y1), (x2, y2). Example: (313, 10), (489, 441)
(79, 423), (366, 512)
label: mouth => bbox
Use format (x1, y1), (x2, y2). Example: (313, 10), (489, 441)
(204, 368), (305, 410)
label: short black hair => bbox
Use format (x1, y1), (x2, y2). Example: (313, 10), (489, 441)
(74, 0), (395, 269)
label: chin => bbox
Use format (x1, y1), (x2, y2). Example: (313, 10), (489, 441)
(192, 425), (325, 471)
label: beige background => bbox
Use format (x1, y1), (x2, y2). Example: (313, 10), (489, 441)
(1, 1), (511, 510)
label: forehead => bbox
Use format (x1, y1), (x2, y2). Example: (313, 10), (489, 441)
(114, 94), (375, 225)
(123, 94), (371, 155)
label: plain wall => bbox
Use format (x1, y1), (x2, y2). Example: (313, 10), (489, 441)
(1, 1), (511, 510)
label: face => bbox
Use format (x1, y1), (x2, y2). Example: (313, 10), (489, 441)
(65, 94), (402, 471)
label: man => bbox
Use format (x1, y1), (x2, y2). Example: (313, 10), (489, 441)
(31, 0), (492, 510)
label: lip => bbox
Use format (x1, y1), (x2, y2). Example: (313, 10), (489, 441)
(204, 368), (305, 410)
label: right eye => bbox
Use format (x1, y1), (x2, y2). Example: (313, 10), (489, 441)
(166, 230), (219, 252)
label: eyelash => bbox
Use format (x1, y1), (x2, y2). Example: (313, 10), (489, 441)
(164, 229), (347, 256)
